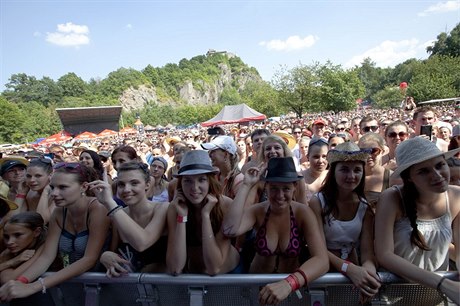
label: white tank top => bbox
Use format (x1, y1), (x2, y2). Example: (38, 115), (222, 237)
(317, 192), (368, 259)
(393, 186), (451, 271)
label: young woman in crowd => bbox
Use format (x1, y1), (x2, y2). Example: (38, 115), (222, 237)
(147, 157), (169, 203)
(358, 133), (394, 209)
(0, 212), (46, 283)
(15, 158), (54, 224)
(166, 142), (189, 181)
(166, 150), (240, 275)
(202, 135), (244, 199)
(297, 137), (311, 171)
(111, 145), (139, 174)
(310, 142), (380, 304)
(89, 162), (169, 275)
(375, 137), (460, 304)
(302, 138), (329, 203)
(222, 157), (329, 305)
(381, 121), (409, 170)
(236, 138), (249, 170)
(0, 163), (110, 302)
(79, 149), (105, 180)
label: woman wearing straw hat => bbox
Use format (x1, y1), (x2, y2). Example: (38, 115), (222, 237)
(223, 157), (329, 305)
(375, 137), (460, 304)
(166, 150), (240, 275)
(310, 142), (381, 304)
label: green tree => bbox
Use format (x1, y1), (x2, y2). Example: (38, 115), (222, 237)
(219, 86), (243, 105)
(100, 67), (150, 98)
(353, 58), (390, 101)
(371, 86), (402, 108)
(57, 72), (88, 97)
(0, 96), (26, 142)
(241, 81), (280, 118)
(409, 55), (460, 102)
(317, 62), (365, 112)
(272, 64), (321, 118)
(427, 23), (460, 57)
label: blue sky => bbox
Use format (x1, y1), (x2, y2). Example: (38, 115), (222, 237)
(1, 0), (459, 91)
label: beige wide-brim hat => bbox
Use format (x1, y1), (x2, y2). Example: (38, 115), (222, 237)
(272, 130), (297, 150)
(391, 137), (460, 178)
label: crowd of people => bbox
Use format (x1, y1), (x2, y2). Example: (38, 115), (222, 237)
(0, 102), (458, 305)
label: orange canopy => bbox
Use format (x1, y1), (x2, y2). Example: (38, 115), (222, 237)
(97, 129), (118, 137)
(74, 131), (98, 140)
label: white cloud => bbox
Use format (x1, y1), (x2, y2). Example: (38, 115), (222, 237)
(46, 22), (90, 47)
(418, 1), (460, 17)
(259, 35), (318, 51)
(33, 31), (41, 37)
(345, 39), (425, 68)
(126, 24), (133, 29)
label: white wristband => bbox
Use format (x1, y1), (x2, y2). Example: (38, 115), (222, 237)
(341, 261), (350, 274)
(38, 277), (46, 294)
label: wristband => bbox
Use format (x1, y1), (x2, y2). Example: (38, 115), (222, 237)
(15, 194), (26, 199)
(295, 269), (308, 286)
(177, 215), (188, 223)
(38, 277), (46, 294)
(107, 206), (122, 217)
(284, 274), (300, 291)
(437, 276), (447, 292)
(16, 276), (29, 284)
(341, 260), (351, 274)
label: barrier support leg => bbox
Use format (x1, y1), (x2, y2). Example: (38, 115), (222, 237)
(309, 289), (326, 306)
(189, 286), (206, 306)
(84, 283), (100, 306)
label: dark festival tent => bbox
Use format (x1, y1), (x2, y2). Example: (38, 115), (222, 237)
(201, 104), (266, 127)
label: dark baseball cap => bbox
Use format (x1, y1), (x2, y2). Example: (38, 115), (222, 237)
(0, 159), (28, 176)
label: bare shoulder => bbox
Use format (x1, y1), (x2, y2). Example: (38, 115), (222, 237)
(376, 186), (403, 218)
(448, 185), (460, 213)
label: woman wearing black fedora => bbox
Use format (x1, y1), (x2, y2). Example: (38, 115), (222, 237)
(375, 137), (460, 304)
(166, 150), (240, 275)
(309, 142), (381, 304)
(223, 157), (328, 305)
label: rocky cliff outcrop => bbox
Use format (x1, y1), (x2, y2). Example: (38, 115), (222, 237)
(119, 63), (262, 111)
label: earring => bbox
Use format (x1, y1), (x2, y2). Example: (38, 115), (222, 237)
(81, 191), (85, 196)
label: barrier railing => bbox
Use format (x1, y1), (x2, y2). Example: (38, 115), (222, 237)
(4, 271), (457, 306)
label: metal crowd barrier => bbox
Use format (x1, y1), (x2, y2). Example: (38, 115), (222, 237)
(3, 272), (457, 306)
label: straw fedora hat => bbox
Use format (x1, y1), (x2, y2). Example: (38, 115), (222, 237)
(174, 150), (219, 177)
(262, 157), (303, 183)
(392, 137), (460, 178)
(272, 130), (297, 150)
(327, 142), (370, 164)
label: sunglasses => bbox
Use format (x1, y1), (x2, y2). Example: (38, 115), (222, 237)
(53, 162), (87, 179)
(101, 143), (110, 145)
(335, 127), (345, 131)
(387, 131), (408, 138)
(362, 126), (379, 133)
(293, 131), (302, 134)
(369, 147), (382, 155)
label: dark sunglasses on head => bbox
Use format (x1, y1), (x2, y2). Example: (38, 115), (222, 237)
(309, 137), (328, 147)
(33, 157), (53, 165)
(362, 126), (379, 133)
(387, 131), (408, 138)
(54, 162), (81, 171)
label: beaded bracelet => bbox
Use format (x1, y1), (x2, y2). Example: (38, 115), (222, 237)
(15, 194), (26, 199)
(295, 269), (308, 286)
(38, 277), (46, 294)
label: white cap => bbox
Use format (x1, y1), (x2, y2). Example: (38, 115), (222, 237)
(201, 136), (237, 155)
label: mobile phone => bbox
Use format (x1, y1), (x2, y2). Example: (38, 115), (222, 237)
(420, 125), (432, 140)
